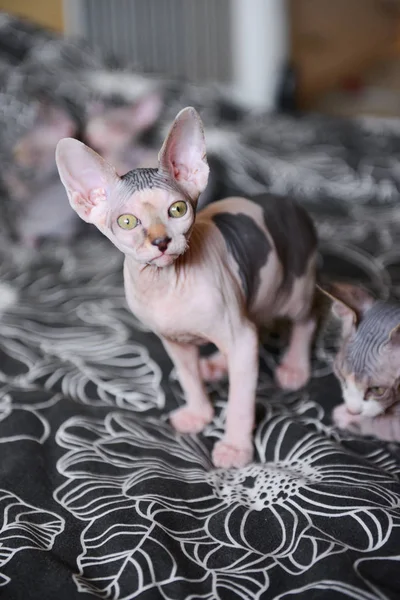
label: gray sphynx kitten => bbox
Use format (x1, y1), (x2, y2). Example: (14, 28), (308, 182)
(56, 107), (317, 468)
(321, 282), (400, 442)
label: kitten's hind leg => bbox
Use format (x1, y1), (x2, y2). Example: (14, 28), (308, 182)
(276, 317), (316, 391)
(199, 351), (228, 382)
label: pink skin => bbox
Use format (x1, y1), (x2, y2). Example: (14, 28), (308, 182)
(56, 107), (316, 469)
(333, 402), (400, 441)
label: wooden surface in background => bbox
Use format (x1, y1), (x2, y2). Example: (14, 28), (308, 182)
(0, 0), (64, 31)
(290, 0), (400, 108)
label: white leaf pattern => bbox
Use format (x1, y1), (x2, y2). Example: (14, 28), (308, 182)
(0, 490), (64, 586)
(0, 251), (164, 413)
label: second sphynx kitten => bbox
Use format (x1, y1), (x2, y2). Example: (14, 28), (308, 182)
(320, 282), (400, 442)
(55, 107), (317, 468)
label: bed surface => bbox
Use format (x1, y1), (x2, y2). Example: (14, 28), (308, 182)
(0, 130), (399, 600)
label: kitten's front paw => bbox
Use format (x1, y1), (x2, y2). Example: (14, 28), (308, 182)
(212, 440), (253, 469)
(199, 352), (228, 382)
(275, 362), (310, 391)
(170, 405), (214, 434)
(332, 403), (360, 430)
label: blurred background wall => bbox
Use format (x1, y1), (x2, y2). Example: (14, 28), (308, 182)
(1, 0), (400, 116)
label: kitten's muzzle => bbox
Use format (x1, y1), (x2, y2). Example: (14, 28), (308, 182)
(151, 236), (171, 252)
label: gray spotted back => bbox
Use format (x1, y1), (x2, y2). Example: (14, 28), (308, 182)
(252, 193), (317, 291)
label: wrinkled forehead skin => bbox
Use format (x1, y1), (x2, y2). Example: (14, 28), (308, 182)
(121, 167), (179, 194)
(345, 301), (400, 379)
(118, 167), (193, 206)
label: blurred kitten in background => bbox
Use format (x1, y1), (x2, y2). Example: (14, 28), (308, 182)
(2, 99), (82, 247)
(84, 90), (162, 174)
(320, 282), (400, 441)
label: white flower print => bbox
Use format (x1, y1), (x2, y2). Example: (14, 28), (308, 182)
(54, 406), (400, 599)
(0, 387), (61, 444)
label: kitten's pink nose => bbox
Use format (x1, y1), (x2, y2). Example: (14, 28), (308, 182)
(151, 236), (171, 253)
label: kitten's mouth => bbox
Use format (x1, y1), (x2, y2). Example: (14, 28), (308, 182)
(150, 252), (178, 267)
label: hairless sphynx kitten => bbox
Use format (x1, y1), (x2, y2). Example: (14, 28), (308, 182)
(320, 282), (400, 442)
(55, 107), (318, 468)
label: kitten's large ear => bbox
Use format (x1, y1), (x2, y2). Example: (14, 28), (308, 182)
(317, 282), (375, 326)
(56, 138), (120, 227)
(158, 107), (209, 200)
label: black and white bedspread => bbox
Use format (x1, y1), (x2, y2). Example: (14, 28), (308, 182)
(0, 129), (399, 600)
(2, 12), (400, 600)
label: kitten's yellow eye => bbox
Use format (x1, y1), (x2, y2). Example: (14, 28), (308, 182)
(368, 386), (386, 397)
(117, 214), (138, 230)
(168, 201), (187, 218)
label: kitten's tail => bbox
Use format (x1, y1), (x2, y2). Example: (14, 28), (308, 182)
(0, 283), (18, 313)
